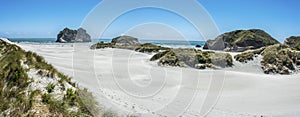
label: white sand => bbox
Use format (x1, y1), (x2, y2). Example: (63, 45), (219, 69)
(19, 43), (300, 117)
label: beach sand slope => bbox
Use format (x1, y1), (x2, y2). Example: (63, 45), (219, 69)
(20, 43), (300, 117)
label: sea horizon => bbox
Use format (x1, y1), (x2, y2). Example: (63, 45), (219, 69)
(8, 38), (206, 48)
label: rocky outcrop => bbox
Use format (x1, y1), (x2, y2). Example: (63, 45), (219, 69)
(56, 28), (91, 43)
(150, 48), (233, 69)
(234, 44), (300, 74)
(195, 45), (202, 48)
(91, 35), (141, 50)
(91, 36), (169, 53)
(203, 29), (279, 52)
(111, 35), (140, 46)
(284, 36), (300, 50)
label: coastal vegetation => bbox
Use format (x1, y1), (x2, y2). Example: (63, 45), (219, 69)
(234, 44), (300, 74)
(90, 41), (114, 49)
(234, 47), (265, 63)
(135, 43), (169, 53)
(91, 36), (232, 69)
(150, 49), (233, 69)
(90, 29), (300, 75)
(0, 39), (99, 116)
(261, 44), (297, 74)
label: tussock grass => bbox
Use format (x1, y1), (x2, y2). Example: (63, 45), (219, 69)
(0, 40), (99, 116)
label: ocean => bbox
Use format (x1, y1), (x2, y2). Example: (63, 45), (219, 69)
(8, 38), (206, 48)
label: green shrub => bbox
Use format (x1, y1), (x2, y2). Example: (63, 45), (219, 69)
(260, 44), (300, 74)
(153, 49), (233, 68)
(64, 88), (77, 106)
(234, 47), (265, 63)
(46, 83), (56, 93)
(42, 93), (51, 103)
(57, 73), (74, 86)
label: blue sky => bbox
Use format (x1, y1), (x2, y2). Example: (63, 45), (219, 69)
(0, 0), (299, 42)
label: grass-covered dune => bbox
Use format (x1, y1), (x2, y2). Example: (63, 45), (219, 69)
(0, 39), (99, 116)
(150, 48), (233, 69)
(234, 44), (300, 74)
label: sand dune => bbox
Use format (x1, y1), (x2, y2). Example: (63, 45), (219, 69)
(20, 43), (300, 117)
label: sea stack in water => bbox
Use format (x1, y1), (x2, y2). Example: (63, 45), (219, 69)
(56, 28), (91, 43)
(203, 29), (279, 52)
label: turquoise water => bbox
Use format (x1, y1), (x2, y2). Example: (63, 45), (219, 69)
(9, 38), (205, 48)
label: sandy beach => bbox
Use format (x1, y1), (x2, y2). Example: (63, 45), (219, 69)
(19, 43), (300, 117)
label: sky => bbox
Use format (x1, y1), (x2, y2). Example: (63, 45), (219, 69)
(0, 0), (299, 42)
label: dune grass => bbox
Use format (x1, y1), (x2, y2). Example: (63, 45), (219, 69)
(0, 40), (100, 116)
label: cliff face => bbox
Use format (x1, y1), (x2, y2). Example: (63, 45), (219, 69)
(56, 28), (91, 43)
(203, 29), (279, 52)
(0, 39), (98, 116)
